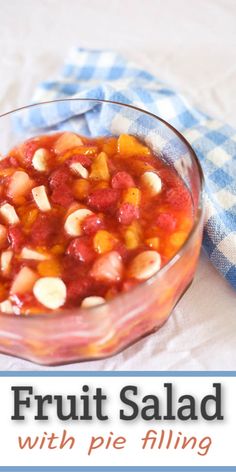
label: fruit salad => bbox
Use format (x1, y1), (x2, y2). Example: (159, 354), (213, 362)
(0, 131), (195, 316)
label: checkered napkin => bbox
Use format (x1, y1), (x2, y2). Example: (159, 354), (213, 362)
(20, 47), (236, 289)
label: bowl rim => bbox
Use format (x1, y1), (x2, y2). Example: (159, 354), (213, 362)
(0, 98), (204, 320)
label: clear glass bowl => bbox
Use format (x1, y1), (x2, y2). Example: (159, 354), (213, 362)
(0, 99), (204, 365)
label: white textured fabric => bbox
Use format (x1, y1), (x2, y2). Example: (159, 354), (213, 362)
(0, 0), (235, 371)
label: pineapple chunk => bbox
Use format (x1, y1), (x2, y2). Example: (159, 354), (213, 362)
(124, 221), (142, 249)
(93, 230), (116, 254)
(54, 132), (83, 154)
(10, 267), (38, 295)
(117, 134), (150, 157)
(123, 187), (141, 206)
(89, 152), (110, 181)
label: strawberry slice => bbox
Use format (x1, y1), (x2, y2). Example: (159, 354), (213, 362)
(51, 185), (74, 207)
(87, 189), (120, 212)
(66, 237), (95, 263)
(117, 203), (139, 225)
(82, 214), (105, 235)
(49, 166), (71, 189)
(111, 171), (135, 190)
(8, 226), (25, 252)
(23, 140), (39, 167)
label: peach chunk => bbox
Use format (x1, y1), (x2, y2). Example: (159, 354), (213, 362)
(117, 134), (150, 157)
(10, 267), (38, 295)
(7, 171), (34, 202)
(54, 132), (83, 154)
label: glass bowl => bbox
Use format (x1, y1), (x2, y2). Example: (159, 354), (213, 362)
(0, 99), (204, 365)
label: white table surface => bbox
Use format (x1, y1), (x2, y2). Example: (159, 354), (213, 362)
(0, 0), (235, 371)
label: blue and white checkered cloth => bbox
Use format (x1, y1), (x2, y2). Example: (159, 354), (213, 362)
(20, 47), (236, 289)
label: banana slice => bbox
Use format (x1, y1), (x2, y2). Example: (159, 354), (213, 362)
(81, 296), (106, 308)
(0, 299), (13, 314)
(64, 208), (93, 236)
(1, 250), (13, 276)
(33, 277), (66, 309)
(70, 162), (89, 179)
(141, 171), (162, 196)
(0, 203), (20, 225)
(32, 185), (51, 212)
(32, 148), (49, 172)
(20, 247), (49, 261)
(128, 250), (161, 280)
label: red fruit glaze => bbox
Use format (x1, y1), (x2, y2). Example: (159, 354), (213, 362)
(0, 131), (194, 315)
(155, 213), (176, 232)
(165, 186), (192, 210)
